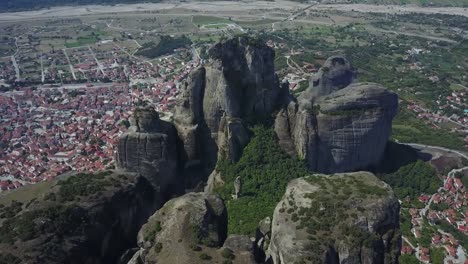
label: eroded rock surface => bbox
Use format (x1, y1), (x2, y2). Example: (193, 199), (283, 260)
(116, 107), (181, 201)
(129, 192), (255, 264)
(275, 56), (398, 173)
(306, 55), (356, 98)
(268, 172), (401, 264)
(174, 37), (282, 169)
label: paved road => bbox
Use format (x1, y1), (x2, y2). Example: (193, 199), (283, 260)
(87, 45), (105, 75)
(404, 143), (468, 160)
(404, 142), (468, 217)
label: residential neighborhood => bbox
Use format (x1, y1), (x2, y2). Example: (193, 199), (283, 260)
(401, 168), (468, 263)
(0, 52), (200, 190)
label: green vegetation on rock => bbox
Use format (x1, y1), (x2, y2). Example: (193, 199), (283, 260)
(0, 171), (132, 245)
(292, 174), (391, 262)
(216, 125), (309, 235)
(57, 171), (114, 201)
(0, 204), (87, 244)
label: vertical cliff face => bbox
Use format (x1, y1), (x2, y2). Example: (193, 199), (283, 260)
(267, 172), (401, 264)
(203, 37), (279, 129)
(275, 56), (398, 173)
(115, 107), (182, 202)
(174, 37), (281, 171)
(174, 67), (207, 159)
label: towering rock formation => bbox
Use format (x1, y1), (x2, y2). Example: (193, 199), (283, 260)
(275, 56), (398, 173)
(267, 172), (401, 264)
(174, 36), (281, 171)
(116, 107), (181, 202)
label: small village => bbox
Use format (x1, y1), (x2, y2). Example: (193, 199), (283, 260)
(407, 88), (468, 144)
(401, 169), (468, 263)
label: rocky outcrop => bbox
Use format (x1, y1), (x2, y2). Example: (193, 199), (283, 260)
(267, 172), (401, 264)
(174, 37), (281, 170)
(0, 171), (157, 264)
(306, 55), (356, 98)
(275, 56), (398, 173)
(116, 107), (182, 202)
(129, 192), (255, 264)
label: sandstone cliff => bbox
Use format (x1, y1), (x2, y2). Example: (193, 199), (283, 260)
(275, 56), (398, 173)
(116, 107), (182, 202)
(174, 36), (281, 171)
(129, 192), (255, 264)
(267, 172), (401, 264)
(0, 171), (156, 264)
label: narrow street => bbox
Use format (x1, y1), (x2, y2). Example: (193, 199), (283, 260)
(62, 48), (77, 80)
(87, 46), (105, 76)
(11, 55), (20, 80)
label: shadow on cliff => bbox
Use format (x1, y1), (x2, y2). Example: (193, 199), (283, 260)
(371, 141), (431, 174)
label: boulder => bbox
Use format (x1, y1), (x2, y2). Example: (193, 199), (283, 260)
(130, 192), (255, 264)
(267, 172), (401, 264)
(223, 235), (256, 263)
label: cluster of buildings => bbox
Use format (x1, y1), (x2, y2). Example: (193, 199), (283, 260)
(407, 88), (468, 144)
(0, 50), (199, 191)
(3, 35), (196, 88)
(0, 58), (16, 83)
(401, 171), (467, 263)
(0, 84), (130, 190)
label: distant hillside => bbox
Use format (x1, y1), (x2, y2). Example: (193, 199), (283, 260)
(0, 0), (163, 12)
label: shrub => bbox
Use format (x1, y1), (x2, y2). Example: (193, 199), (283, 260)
(199, 253), (212, 261)
(221, 248), (235, 260)
(154, 242), (163, 253)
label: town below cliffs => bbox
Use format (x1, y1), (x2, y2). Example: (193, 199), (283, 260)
(0, 36), (466, 264)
